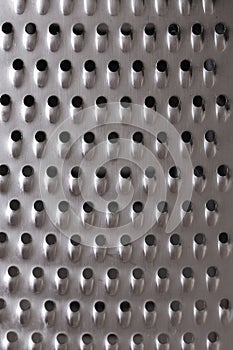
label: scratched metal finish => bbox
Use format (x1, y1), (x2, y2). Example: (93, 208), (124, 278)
(0, 0), (232, 349)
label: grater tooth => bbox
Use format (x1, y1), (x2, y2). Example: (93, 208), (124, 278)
(24, 23), (37, 51)
(36, 0), (50, 15)
(107, 0), (120, 16)
(13, 0), (26, 15)
(1, 22), (14, 51)
(47, 23), (61, 52)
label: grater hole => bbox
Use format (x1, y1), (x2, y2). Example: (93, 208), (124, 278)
(44, 300), (55, 311)
(60, 60), (71, 71)
(145, 166), (155, 178)
(157, 131), (167, 143)
(0, 232), (7, 243)
(49, 23), (60, 35)
(96, 96), (107, 108)
(70, 301), (80, 312)
(45, 233), (57, 245)
(144, 23), (155, 36)
(169, 166), (180, 178)
(170, 300), (181, 312)
(169, 96), (180, 108)
(216, 94), (227, 107)
(168, 23), (179, 35)
(84, 131), (94, 143)
(2, 22), (13, 34)
(157, 60), (167, 72)
(82, 268), (93, 279)
(71, 166), (81, 178)
(133, 334), (143, 345)
(217, 165), (229, 177)
(215, 23), (226, 35)
(183, 333), (194, 344)
(145, 301), (155, 312)
(194, 233), (206, 245)
(73, 23), (84, 35)
(158, 334), (169, 344)
(0, 94), (11, 106)
(70, 234), (81, 246)
(145, 96), (156, 108)
(120, 166), (131, 178)
(220, 298), (230, 309)
(192, 23), (202, 35)
(97, 23), (108, 35)
(108, 131), (119, 143)
(205, 130), (216, 142)
(181, 131), (192, 143)
(132, 268), (143, 279)
(8, 266), (19, 277)
(121, 23), (132, 36)
(0, 164), (9, 176)
(180, 59), (191, 71)
(48, 95), (59, 107)
(10, 199), (20, 211)
(57, 268), (68, 279)
(11, 130), (22, 142)
(36, 59), (47, 71)
(208, 332), (218, 343)
(96, 167), (106, 178)
(31, 333), (42, 344)
(32, 267), (44, 278)
(204, 59), (216, 72)
(25, 23), (36, 34)
(132, 131), (143, 143)
(195, 299), (206, 311)
(194, 166), (204, 178)
(182, 267), (193, 278)
(82, 334), (92, 345)
(145, 234), (156, 246)
(46, 166), (57, 178)
(58, 201), (69, 212)
(19, 299), (30, 311)
(182, 200), (192, 212)
(107, 334), (118, 345)
(207, 266), (217, 277)
(193, 95), (203, 107)
(95, 235), (106, 247)
(84, 60), (95, 72)
(108, 60), (119, 72)
(120, 96), (132, 108)
(157, 201), (168, 213)
(35, 131), (46, 142)
(0, 298), (6, 309)
(206, 199), (217, 211)
(132, 60), (143, 72)
(108, 202), (119, 213)
(83, 201), (93, 213)
(34, 200), (44, 212)
(120, 301), (130, 312)
(158, 268), (168, 279)
(170, 234), (180, 246)
(22, 165), (33, 177)
(72, 96), (83, 108)
(23, 95), (34, 107)
(21, 233), (32, 244)
(107, 268), (119, 279)
(7, 332), (18, 343)
(219, 232), (229, 244)
(12, 59), (24, 70)
(133, 201), (143, 213)
(59, 131), (70, 143)
(120, 234), (131, 246)
(94, 301), (105, 312)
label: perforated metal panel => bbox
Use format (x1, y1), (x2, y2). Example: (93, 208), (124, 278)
(0, 0), (232, 349)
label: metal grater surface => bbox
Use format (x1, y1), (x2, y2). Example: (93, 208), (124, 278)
(0, 0), (232, 349)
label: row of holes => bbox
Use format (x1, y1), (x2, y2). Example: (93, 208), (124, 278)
(2, 330), (221, 345)
(2, 21), (227, 38)
(0, 231), (230, 247)
(0, 93), (229, 109)
(7, 57), (218, 73)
